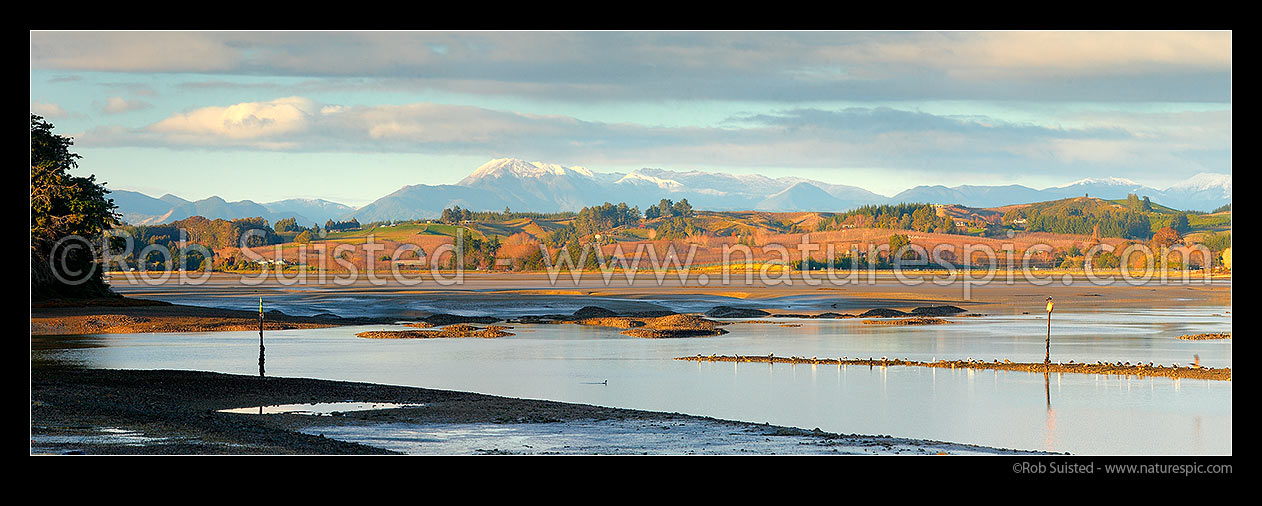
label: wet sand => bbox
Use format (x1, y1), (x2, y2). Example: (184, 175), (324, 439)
(676, 354), (1231, 381)
(30, 299), (395, 336)
(1178, 333), (1231, 340)
(356, 324), (514, 339)
(103, 272), (1231, 321)
(861, 317), (951, 325)
(30, 366), (1050, 455)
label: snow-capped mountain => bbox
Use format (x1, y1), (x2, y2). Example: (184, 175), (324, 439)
(1160, 173), (1231, 210)
(110, 158), (1231, 225)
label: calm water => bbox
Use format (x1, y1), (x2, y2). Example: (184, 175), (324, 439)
(35, 302), (1232, 455)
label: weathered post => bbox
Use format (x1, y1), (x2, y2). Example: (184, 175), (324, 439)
(1045, 297), (1054, 365)
(258, 296), (266, 377)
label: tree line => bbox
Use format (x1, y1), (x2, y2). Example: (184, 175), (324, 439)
(815, 203), (958, 234)
(1005, 198), (1151, 239)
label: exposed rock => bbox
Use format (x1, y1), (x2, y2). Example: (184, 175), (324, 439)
(619, 314), (728, 339)
(1177, 333), (1231, 340)
(621, 310), (678, 318)
(862, 317), (950, 326)
(706, 306), (770, 318)
(909, 305), (968, 316)
(421, 313), (502, 325)
(572, 306), (618, 319)
(357, 324), (513, 339)
(858, 308), (910, 318)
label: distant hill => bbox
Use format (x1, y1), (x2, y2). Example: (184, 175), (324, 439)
(755, 182), (848, 211)
(107, 189), (354, 227)
(892, 175), (1229, 212)
(110, 159), (1230, 225)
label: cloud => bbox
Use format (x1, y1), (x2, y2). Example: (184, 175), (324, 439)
(101, 96), (153, 114)
(148, 96), (317, 139)
(30, 31), (242, 72)
(30, 31), (1232, 103)
(30, 101), (68, 118)
(101, 82), (158, 96)
(75, 96), (1228, 185)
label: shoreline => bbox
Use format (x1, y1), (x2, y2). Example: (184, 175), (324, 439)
(30, 299), (397, 336)
(675, 354), (1232, 381)
(29, 366), (1052, 455)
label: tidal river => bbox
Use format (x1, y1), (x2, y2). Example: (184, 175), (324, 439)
(41, 275), (1232, 455)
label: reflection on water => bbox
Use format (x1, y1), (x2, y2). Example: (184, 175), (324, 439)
(218, 402), (424, 416)
(33, 305), (1231, 455)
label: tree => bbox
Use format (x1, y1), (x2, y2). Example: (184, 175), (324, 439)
(274, 217), (300, 233)
(672, 198), (694, 218)
(1170, 213), (1190, 234)
(1125, 193), (1142, 211)
(656, 199), (674, 218)
(31, 114), (120, 299)
(888, 233), (912, 261)
(1151, 226), (1182, 249)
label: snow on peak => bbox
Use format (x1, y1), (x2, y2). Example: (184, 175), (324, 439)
(616, 170), (684, 190)
(470, 158), (595, 180)
(1167, 172), (1232, 192)
(1058, 177), (1140, 188)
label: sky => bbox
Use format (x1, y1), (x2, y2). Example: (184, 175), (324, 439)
(30, 31), (1232, 207)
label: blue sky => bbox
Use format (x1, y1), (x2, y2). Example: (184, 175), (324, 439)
(30, 31), (1232, 207)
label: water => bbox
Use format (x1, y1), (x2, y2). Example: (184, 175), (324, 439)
(217, 402), (424, 415)
(34, 305), (1232, 455)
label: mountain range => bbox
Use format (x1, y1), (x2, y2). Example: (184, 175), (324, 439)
(110, 191), (354, 227)
(108, 158), (1231, 226)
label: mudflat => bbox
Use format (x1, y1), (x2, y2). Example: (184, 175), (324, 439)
(103, 271), (1231, 318)
(30, 298), (394, 336)
(30, 366), (1048, 455)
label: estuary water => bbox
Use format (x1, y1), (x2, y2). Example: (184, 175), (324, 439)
(35, 293), (1232, 455)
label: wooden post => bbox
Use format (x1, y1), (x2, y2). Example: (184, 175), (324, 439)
(259, 296), (266, 377)
(1045, 297), (1054, 365)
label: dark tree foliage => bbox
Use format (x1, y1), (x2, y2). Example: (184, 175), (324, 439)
(118, 216), (281, 251)
(1170, 213), (1190, 234)
(1198, 231), (1231, 252)
(439, 206), (472, 224)
(273, 217), (303, 233)
(31, 115), (120, 299)
(443, 233), (502, 270)
(815, 203), (956, 234)
(1003, 198), (1151, 239)
(324, 218), (361, 231)
(547, 202), (641, 245)
(653, 216), (699, 240)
